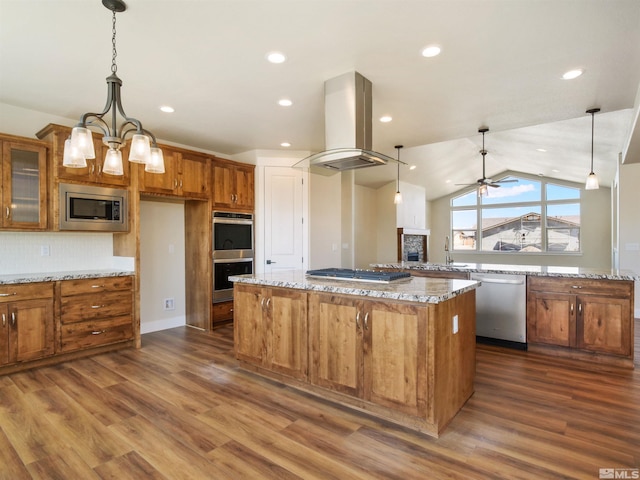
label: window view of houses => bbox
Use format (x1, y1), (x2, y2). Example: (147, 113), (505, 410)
(451, 177), (581, 252)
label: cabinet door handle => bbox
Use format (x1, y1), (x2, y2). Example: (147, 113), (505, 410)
(174, 179), (178, 189)
(570, 303), (574, 314)
(578, 303), (582, 314)
(91, 305), (104, 309)
(5, 206), (9, 219)
(260, 297), (265, 308)
(364, 312), (369, 330)
(0, 292), (17, 297)
(97, 164), (102, 175)
(11, 312), (16, 326)
(90, 164), (95, 175)
(91, 330), (107, 335)
(2, 313), (5, 327)
(265, 298), (271, 308)
(356, 311), (361, 329)
(180, 179), (183, 189)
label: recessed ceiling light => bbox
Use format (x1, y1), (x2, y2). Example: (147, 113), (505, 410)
(160, 105), (174, 113)
(552, 169), (560, 173)
(379, 116), (392, 123)
(445, 179), (451, 184)
(562, 69), (583, 80)
(409, 165), (417, 170)
(421, 45), (441, 58)
(267, 52), (286, 64)
(536, 148), (547, 152)
(278, 99), (293, 107)
(280, 142), (291, 147)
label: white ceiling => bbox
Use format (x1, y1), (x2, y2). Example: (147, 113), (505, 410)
(2, 0), (640, 200)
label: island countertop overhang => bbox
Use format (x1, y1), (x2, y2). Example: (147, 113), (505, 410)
(230, 269), (479, 304)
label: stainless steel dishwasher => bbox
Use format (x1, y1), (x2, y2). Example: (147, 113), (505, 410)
(470, 272), (527, 348)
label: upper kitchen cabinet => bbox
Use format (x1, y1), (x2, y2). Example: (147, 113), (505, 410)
(139, 145), (211, 199)
(0, 135), (48, 230)
(212, 158), (254, 211)
(36, 124), (130, 187)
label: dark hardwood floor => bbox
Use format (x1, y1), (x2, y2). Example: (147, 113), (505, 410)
(1, 321), (639, 479)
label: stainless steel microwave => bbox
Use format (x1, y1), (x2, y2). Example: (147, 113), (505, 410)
(59, 183), (128, 232)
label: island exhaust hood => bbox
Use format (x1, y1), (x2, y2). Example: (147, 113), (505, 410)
(295, 72), (396, 174)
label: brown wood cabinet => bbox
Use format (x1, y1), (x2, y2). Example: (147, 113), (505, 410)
(212, 159), (254, 211)
(36, 124), (130, 187)
(59, 276), (134, 353)
(0, 282), (54, 365)
(308, 292), (427, 417)
(375, 267), (470, 280)
(527, 277), (633, 361)
(234, 283), (307, 380)
(140, 146), (211, 199)
(212, 300), (234, 328)
(0, 135), (48, 230)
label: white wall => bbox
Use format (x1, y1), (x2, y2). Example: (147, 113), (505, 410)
(619, 162), (640, 316)
(309, 172), (342, 269)
(376, 181), (399, 264)
(354, 185), (378, 269)
(139, 200), (186, 333)
(429, 173), (612, 268)
(397, 181), (427, 229)
(0, 231), (127, 274)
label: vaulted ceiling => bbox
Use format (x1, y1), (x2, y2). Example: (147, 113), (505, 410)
(2, 0), (640, 200)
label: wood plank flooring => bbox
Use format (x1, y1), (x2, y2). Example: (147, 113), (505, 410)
(1, 321), (639, 479)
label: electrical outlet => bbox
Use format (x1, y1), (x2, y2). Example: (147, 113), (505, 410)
(40, 245), (50, 256)
(452, 314), (459, 334)
(164, 298), (175, 310)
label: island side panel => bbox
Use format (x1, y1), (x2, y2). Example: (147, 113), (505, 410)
(431, 289), (476, 432)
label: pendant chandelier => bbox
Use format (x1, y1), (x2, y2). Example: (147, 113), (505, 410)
(394, 145), (403, 204)
(585, 108), (600, 190)
(63, 0), (164, 175)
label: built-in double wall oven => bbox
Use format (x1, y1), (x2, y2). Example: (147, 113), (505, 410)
(212, 211), (253, 302)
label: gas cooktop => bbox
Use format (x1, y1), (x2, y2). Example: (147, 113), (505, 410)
(305, 268), (411, 284)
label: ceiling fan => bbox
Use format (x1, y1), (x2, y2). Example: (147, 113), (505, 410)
(456, 127), (517, 195)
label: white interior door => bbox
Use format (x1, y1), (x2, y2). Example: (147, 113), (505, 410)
(263, 167), (305, 272)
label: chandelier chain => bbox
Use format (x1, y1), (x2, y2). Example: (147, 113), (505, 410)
(111, 10), (118, 74)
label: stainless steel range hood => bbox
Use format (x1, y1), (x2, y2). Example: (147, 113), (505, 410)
(295, 72), (396, 174)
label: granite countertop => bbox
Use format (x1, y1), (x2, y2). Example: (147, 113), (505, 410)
(371, 262), (639, 281)
(230, 269), (479, 304)
(0, 269), (135, 285)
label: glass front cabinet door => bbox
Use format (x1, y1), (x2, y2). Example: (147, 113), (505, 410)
(1, 140), (48, 230)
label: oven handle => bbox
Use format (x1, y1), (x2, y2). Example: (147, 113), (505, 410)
(213, 258), (254, 264)
(212, 218), (253, 226)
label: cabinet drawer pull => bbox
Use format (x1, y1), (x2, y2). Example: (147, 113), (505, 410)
(91, 305), (104, 309)
(0, 292), (17, 297)
(571, 285), (583, 289)
(364, 312), (369, 330)
(91, 330), (107, 335)
(91, 284), (105, 289)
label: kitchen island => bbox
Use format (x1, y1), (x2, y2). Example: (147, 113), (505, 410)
(230, 270), (479, 437)
(374, 262), (637, 367)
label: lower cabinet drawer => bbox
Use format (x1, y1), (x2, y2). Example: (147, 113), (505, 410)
(60, 315), (133, 352)
(61, 291), (133, 323)
(212, 301), (234, 322)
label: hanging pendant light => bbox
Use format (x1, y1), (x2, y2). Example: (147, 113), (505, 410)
(63, 0), (164, 176)
(394, 145), (403, 204)
(585, 108), (600, 190)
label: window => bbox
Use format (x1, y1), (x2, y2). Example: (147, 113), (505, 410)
(450, 176), (581, 253)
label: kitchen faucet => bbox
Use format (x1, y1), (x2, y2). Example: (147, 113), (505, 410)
(444, 236), (453, 264)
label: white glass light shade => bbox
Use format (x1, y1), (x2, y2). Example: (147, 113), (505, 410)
(394, 191), (402, 204)
(102, 148), (124, 176)
(478, 184), (488, 197)
(69, 127), (96, 159)
(62, 138), (87, 168)
(128, 134), (152, 163)
(585, 172), (599, 190)
(145, 147), (165, 173)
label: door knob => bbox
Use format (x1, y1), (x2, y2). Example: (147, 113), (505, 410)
(266, 260), (276, 265)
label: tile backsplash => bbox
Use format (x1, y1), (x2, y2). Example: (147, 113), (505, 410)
(0, 232), (123, 274)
